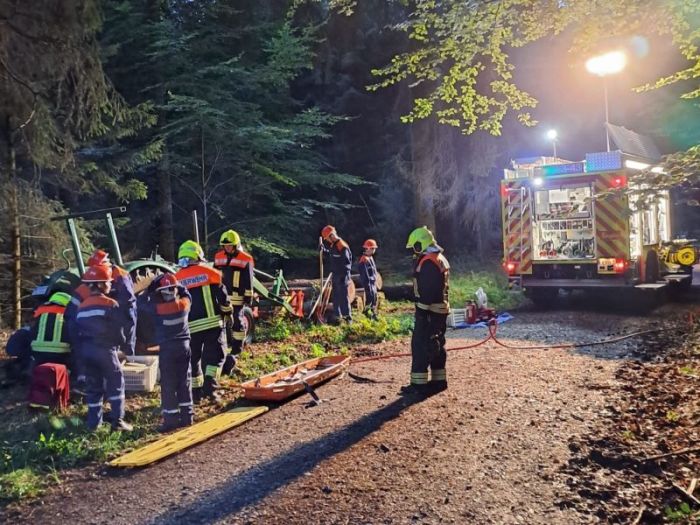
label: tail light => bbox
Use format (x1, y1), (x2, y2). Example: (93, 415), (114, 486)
(504, 261), (516, 274)
(614, 259), (627, 273)
(612, 175), (627, 188)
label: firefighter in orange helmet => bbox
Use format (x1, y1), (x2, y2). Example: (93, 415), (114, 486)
(76, 265), (132, 431)
(358, 239), (379, 320)
(320, 225), (353, 323)
(402, 227), (450, 396)
(214, 230), (254, 376)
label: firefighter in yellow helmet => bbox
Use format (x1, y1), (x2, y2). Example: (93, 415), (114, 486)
(402, 226), (450, 396)
(214, 230), (254, 376)
(175, 240), (231, 402)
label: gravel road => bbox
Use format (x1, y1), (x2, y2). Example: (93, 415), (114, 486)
(4, 303), (693, 525)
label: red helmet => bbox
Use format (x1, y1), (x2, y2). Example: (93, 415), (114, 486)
(155, 273), (178, 291)
(321, 225), (336, 240)
(82, 264), (113, 283)
(362, 239), (378, 249)
(87, 249), (110, 267)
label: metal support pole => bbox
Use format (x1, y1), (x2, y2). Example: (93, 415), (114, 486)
(552, 140), (557, 159)
(66, 218), (86, 276)
(604, 77), (611, 152)
(192, 210), (200, 244)
(105, 213), (124, 267)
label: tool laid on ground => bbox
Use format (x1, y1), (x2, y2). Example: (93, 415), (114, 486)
(109, 406), (268, 468)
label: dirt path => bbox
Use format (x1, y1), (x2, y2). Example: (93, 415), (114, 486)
(5, 306), (654, 525)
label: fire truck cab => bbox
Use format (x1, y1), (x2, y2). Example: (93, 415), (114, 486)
(501, 150), (696, 304)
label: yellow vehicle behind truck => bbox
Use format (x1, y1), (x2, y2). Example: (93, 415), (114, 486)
(501, 150), (696, 305)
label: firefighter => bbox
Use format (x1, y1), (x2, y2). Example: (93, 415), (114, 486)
(86, 249), (137, 356)
(320, 225), (353, 323)
(175, 240), (231, 402)
(214, 230), (254, 376)
(403, 226), (450, 396)
(138, 273), (194, 432)
(358, 239), (379, 320)
(29, 292), (72, 368)
(64, 281), (91, 393)
(76, 265), (132, 431)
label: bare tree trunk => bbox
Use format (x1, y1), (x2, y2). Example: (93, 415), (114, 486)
(3, 117), (21, 328)
(201, 126), (209, 245)
(157, 154), (175, 260)
(409, 118), (437, 230)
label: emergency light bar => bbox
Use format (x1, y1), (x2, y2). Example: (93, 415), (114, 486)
(539, 162), (585, 177)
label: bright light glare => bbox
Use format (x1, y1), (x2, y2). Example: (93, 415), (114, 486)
(625, 159), (650, 170)
(546, 129), (558, 140)
(585, 51), (627, 76)
(533, 177), (544, 186)
(651, 166), (665, 174)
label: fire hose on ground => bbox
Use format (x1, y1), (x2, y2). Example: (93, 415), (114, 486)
(349, 318), (691, 368)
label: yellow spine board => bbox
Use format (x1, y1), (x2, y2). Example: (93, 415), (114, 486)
(109, 406), (268, 468)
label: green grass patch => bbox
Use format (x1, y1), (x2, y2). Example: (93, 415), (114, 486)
(0, 468), (44, 501)
(450, 271), (524, 311)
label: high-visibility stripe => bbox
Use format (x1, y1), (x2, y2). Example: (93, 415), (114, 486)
(230, 298), (244, 306)
(205, 365), (220, 379)
(189, 317), (223, 333)
(192, 374), (204, 388)
(163, 315), (188, 326)
(416, 302), (450, 314)
(87, 402), (103, 408)
(37, 314), (48, 344)
(53, 314), (64, 345)
(431, 369), (446, 381)
(232, 331), (246, 341)
(243, 290), (253, 297)
(162, 409), (180, 414)
(410, 372), (429, 385)
(77, 309), (106, 319)
(233, 272), (240, 289)
(202, 286), (215, 319)
(31, 341), (70, 353)
(179, 402), (193, 407)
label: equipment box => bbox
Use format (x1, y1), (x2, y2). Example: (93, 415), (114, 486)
(123, 356), (159, 392)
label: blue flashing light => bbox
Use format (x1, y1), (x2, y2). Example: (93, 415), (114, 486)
(541, 162), (585, 176)
(586, 151), (623, 172)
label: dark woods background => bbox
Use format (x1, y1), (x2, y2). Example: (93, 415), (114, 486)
(1, 0), (698, 325)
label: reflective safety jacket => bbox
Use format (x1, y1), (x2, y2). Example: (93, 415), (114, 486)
(413, 251), (450, 314)
(175, 264), (231, 333)
(214, 249), (254, 307)
(76, 294), (126, 350)
(137, 286), (192, 345)
(323, 239), (352, 278)
(358, 255), (377, 287)
(30, 303), (70, 355)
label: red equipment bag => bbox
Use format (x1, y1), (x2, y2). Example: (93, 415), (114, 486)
(28, 363), (70, 412)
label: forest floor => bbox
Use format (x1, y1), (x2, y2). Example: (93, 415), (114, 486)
(2, 290), (699, 524)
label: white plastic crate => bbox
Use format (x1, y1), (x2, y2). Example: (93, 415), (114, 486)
(447, 308), (467, 328)
(123, 355), (159, 392)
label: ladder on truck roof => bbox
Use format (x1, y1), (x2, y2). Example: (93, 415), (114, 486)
(503, 183), (532, 290)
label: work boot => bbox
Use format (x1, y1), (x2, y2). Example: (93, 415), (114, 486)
(398, 384), (429, 397)
(111, 418), (133, 432)
(180, 415), (194, 428)
(221, 354), (237, 376)
(158, 419), (181, 433)
(427, 380), (448, 394)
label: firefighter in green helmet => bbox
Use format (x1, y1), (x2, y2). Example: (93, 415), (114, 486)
(402, 226), (450, 396)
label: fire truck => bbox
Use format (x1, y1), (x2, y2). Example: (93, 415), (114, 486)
(501, 149), (696, 305)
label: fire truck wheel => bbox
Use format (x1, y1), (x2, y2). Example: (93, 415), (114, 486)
(240, 306), (255, 345)
(527, 288), (559, 309)
(643, 250), (660, 284)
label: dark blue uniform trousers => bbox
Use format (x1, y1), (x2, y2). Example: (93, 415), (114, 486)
(332, 275), (352, 319)
(84, 348), (124, 429)
(160, 342), (193, 426)
(190, 329), (226, 396)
